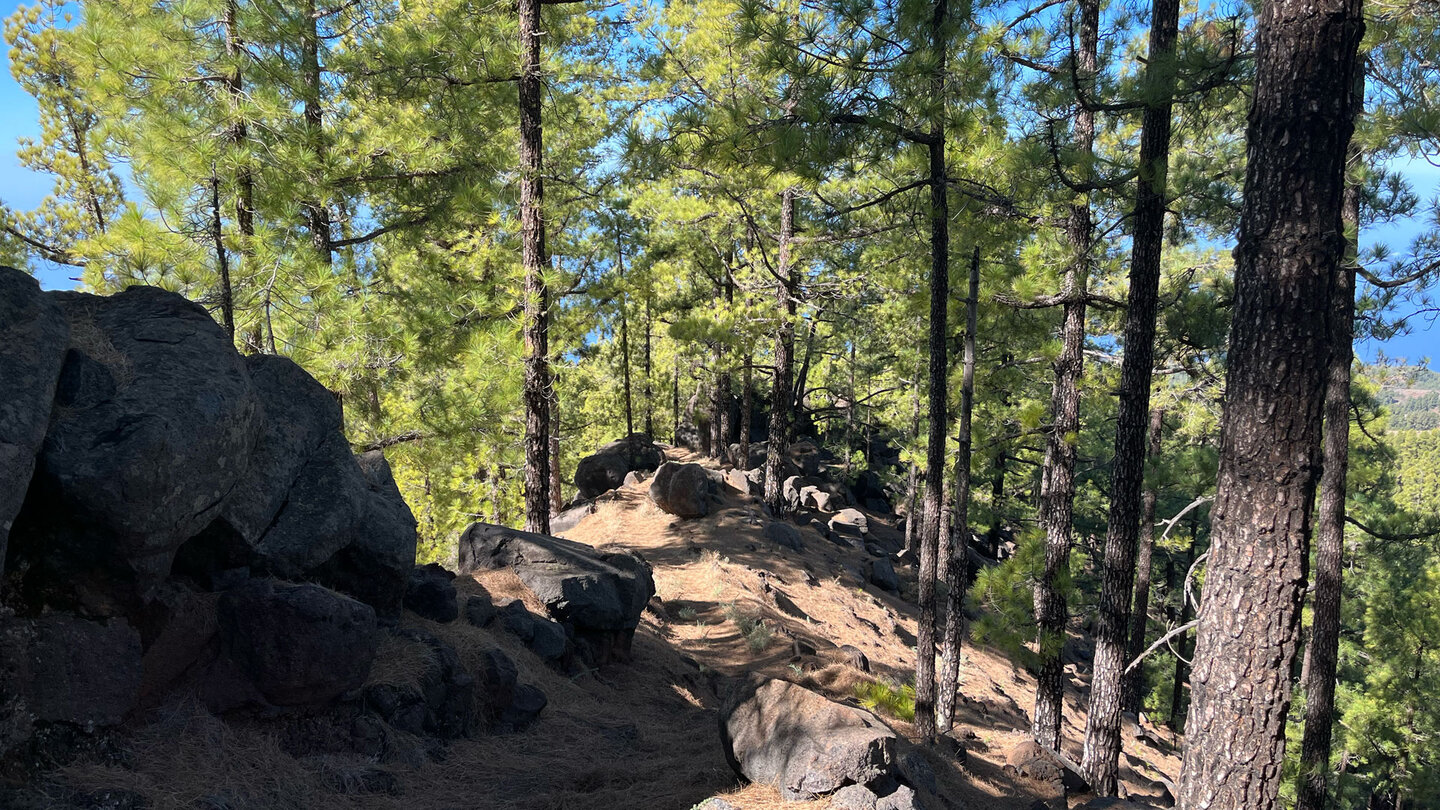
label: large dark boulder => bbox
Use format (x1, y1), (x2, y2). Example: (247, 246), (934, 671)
(216, 580), (378, 707)
(14, 286), (260, 590)
(496, 599), (572, 666)
(0, 614), (142, 754)
(851, 470), (892, 512)
(248, 433), (366, 579)
(830, 508), (870, 542)
(476, 647), (546, 732)
(573, 434), (665, 499)
(404, 563), (459, 623)
(782, 475), (820, 510)
(867, 557), (899, 592)
(0, 267), (68, 581)
(648, 462), (717, 518)
(175, 357), (415, 618)
(763, 521), (804, 552)
(214, 354), (343, 552)
(457, 523), (654, 664)
(722, 677), (899, 800)
(311, 450), (418, 620)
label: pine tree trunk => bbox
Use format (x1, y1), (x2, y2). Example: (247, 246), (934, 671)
(1177, 1), (1363, 805)
(644, 290), (654, 437)
(1122, 406), (1166, 715)
(221, 0), (252, 344)
(763, 187), (798, 513)
(711, 346), (725, 459)
(719, 263), (735, 461)
(1032, 0), (1097, 753)
(301, 0), (332, 266)
(846, 340), (857, 474)
(914, 37), (950, 738)
(740, 356), (753, 468)
(210, 172), (235, 341)
(904, 365), (922, 552)
(793, 317), (817, 435)
(518, 0), (551, 534)
(1081, 0), (1179, 791)
(672, 360), (680, 445)
(1295, 96), (1364, 810)
(986, 444), (1006, 558)
(938, 246), (980, 733)
(549, 378), (562, 515)
(618, 229), (634, 441)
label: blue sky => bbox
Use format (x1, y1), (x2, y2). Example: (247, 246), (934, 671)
(1, 0), (1436, 367)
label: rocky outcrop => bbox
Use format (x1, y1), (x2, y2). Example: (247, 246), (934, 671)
(763, 521), (804, 552)
(309, 449), (417, 620)
(496, 599), (572, 666)
(0, 614), (142, 756)
(364, 627), (475, 739)
(721, 678), (899, 801)
(404, 563), (459, 623)
(3, 281), (417, 622)
(573, 434), (665, 499)
(782, 475), (819, 511)
(722, 468), (758, 496)
(867, 557), (899, 592)
(0, 267), (68, 581)
(14, 285), (261, 593)
(0, 277), (450, 775)
(215, 580), (378, 708)
(649, 462), (718, 518)
(476, 648), (547, 732)
(457, 523), (655, 665)
(830, 508), (870, 543)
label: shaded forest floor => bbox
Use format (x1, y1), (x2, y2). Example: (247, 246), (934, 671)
(45, 448), (1180, 809)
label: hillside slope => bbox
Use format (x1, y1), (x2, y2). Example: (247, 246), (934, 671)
(33, 448), (1180, 810)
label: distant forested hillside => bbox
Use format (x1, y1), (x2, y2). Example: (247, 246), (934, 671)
(1391, 429), (1440, 516)
(1379, 366), (1440, 431)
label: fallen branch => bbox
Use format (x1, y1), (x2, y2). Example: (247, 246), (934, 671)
(1125, 619), (1199, 674)
(359, 431), (427, 451)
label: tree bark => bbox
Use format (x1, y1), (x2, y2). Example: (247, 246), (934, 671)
(1177, 1), (1363, 805)
(549, 375), (562, 515)
(740, 354), (753, 467)
(518, 0), (551, 534)
(301, 0), (332, 266)
(719, 259), (736, 459)
(914, 1), (950, 737)
(1081, 0), (1179, 791)
(1167, 537), (1192, 730)
(1122, 406), (1166, 715)
(1032, 0), (1097, 753)
(763, 187), (798, 513)
(792, 316), (817, 435)
(938, 246), (980, 733)
(1295, 82), (1364, 810)
(221, 0), (252, 345)
(210, 172), (235, 341)
(712, 345), (725, 458)
(618, 228), (634, 441)
(904, 363), (922, 552)
(644, 287), (654, 437)
(846, 339), (857, 474)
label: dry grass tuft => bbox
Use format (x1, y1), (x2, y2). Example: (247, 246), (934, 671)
(64, 305), (134, 388)
(365, 632), (434, 690)
(60, 699), (330, 810)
